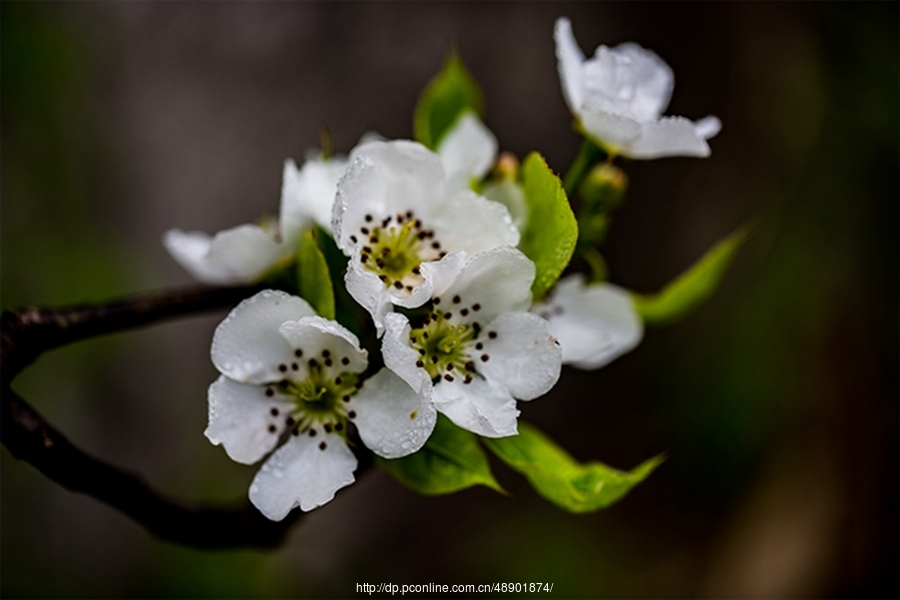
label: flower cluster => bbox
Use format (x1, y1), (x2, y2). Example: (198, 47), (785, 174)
(164, 17), (725, 519)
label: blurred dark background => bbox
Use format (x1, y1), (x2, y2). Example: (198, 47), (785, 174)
(2, 2), (897, 598)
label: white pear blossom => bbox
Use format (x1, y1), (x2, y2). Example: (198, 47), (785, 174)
(554, 17), (721, 159)
(205, 289), (436, 519)
(533, 274), (643, 369)
(164, 153), (349, 285)
(332, 120), (517, 335)
(382, 247), (562, 438)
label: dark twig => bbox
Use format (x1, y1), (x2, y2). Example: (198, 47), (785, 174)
(0, 284), (335, 549)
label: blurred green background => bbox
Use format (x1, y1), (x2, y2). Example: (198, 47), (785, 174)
(2, 2), (897, 598)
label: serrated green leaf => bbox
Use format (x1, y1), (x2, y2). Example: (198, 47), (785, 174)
(376, 414), (504, 496)
(296, 228), (335, 320)
(413, 52), (483, 150)
(484, 422), (663, 513)
(519, 152), (579, 299)
(632, 223), (756, 326)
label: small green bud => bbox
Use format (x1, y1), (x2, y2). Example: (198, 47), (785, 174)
(579, 163), (628, 214)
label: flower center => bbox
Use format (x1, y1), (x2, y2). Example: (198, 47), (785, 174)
(409, 312), (481, 384)
(354, 211), (446, 294)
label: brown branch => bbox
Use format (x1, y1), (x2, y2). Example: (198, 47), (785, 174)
(0, 284), (366, 549)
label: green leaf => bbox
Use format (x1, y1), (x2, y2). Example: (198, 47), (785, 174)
(296, 229), (335, 320)
(484, 422), (663, 513)
(413, 52), (483, 150)
(632, 223), (756, 326)
(519, 152), (579, 299)
(376, 415), (504, 496)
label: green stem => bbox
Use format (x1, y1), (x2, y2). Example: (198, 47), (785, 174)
(563, 139), (605, 198)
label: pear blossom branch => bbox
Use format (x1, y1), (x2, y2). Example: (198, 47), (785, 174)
(0, 284), (365, 548)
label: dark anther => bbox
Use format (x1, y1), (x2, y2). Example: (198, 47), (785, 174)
(361, 255), (368, 263)
(324, 423), (333, 433)
(382, 217), (391, 227)
(325, 358), (333, 367)
(309, 429), (317, 437)
(416, 360), (424, 368)
(414, 219), (422, 228)
(365, 214), (373, 222)
(379, 275), (388, 282)
(422, 332), (429, 339)
(476, 342), (483, 350)
(278, 364), (288, 372)
(335, 377), (343, 385)
(431, 241), (440, 249)
(292, 427), (300, 436)
(268, 424), (277, 433)
(418, 349), (426, 356)
(335, 423), (344, 431)
(382, 247), (391, 256)
(322, 349), (331, 357)
(376, 259), (385, 268)
(417, 231), (427, 240)
(423, 317), (431, 325)
(406, 211), (413, 219)
(361, 226), (369, 234)
(461, 308), (469, 316)
(350, 235), (358, 243)
(309, 358), (318, 367)
(363, 246), (372, 254)
(433, 297), (441, 305)
(488, 331), (497, 339)
(341, 357), (350, 365)
(294, 349), (303, 357)
(444, 374), (454, 382)
(446, 363), (454, 371)
(265, 388), (275, 397)
(406, 285), (413, 291)
(465, 361), (475, 371)
(453, 295), (461, 304)
(319, 442), (327, 451)
(270, 407), (280, 417)
(464, 375), (473, 384)
(348, 411), (356, 419)
(393, 281), (404, 290)
(431, 355), (439, 364)
(396, 213), (404, 223)
(286, 416), (295, 426)
(370, 236), (378, 244)
(342, 395), (350, 402)
(412, 266), (421, 275)
(481, 354), (490, 362)
(472, 303), (481, 311)
(291, 362), (298, 370)
(444, 312), (452, 319)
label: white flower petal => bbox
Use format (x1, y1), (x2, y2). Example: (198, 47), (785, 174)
(211, 290), (316, 384)
(535, 275), (643, 369)
(344, 255), (393, 336)
(163, 225), (286, 286)
(579, 109), (643, 149)
(626, 116), (712, 159)
(595, 42), (674, 122)
(333, 141), (446, 254)
(205, 375), (294, 465)
(694, 115), (722, 140)
(280, 156), (347, 244)
(430, 189), (520, 257)
(436, 246), (534, 325)
(382, 312), (433, 395)
(482, 179), (529, 232)
(478, 312), (561, 401)
(393, 249), (466, 309)
(278, 316), (368, 378)
(431, 377), (519, 438)
(249, 431), (357, 519)
(554, 17), (586, 115)
(437, 112), (498, 182)
(350, 368), (437, 459)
